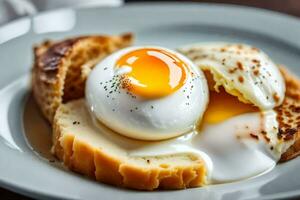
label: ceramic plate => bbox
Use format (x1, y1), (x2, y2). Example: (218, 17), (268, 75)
(0, 3), (300, 200)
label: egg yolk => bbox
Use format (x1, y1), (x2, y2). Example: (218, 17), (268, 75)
(116, 48), (188, 99)
(203, 89), (258, 124)
(202, 70), (258, 124)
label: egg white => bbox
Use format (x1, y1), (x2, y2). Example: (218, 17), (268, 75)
(179, 43), (286, 110)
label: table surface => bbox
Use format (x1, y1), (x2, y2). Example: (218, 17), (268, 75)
(1, 0), (300, 199)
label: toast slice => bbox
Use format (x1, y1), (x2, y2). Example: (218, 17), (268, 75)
(277, 67), (300, 161)
(52, 100), (206, 190)
(32, 33), (133, 123)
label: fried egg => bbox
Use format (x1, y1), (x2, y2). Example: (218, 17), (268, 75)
(86, 46), (209, 140)
(178, 43), (287, 155)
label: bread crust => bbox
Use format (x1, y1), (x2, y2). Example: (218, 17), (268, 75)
(32, 33), (133, 123)
(277, 67), (300, 161)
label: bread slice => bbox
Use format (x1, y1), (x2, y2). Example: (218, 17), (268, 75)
(277, 67), (300, 161)
(52, 100), (206, 190)
(32, 33), (133, 123)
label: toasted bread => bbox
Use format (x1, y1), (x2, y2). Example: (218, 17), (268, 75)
(32, 33), (133, 123)
(52, 100), (206, 190)
(277, 67), (300, 161)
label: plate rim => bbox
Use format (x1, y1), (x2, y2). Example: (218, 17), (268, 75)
(0, 2), (300, 200)
(1, 2), (300, 45)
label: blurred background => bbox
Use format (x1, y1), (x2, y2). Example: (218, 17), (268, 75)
(1, 0), (300, 26)
(0, 0), (299, 199)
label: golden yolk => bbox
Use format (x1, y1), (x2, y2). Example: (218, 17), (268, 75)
(116, 48), (188, 98)
(202, 70), (258, 124)
(203, 89), (259, 124)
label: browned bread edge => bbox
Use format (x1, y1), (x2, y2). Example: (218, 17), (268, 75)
(278, 67), (300, 161)
(32, 33), (133, 123)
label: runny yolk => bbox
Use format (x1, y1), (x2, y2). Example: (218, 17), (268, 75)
(202, 70), (258, 124)
(116, 48), (188, 99)
(203, 89), (259, 124)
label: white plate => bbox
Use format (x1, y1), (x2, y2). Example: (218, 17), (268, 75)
(0, 3), (300, 200)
